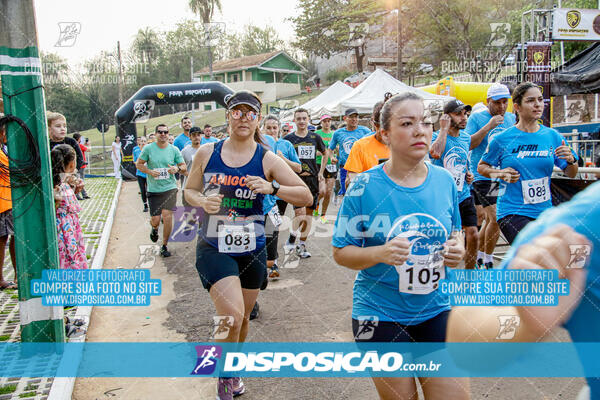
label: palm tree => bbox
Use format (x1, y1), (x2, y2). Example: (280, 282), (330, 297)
(188, 0), (222, 78)
(132, 27), (161, 65)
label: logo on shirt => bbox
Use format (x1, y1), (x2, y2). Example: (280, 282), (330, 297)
(346, 173), (370, 197)
(191, 345), (222, 375)
(387, 214), (448, 269)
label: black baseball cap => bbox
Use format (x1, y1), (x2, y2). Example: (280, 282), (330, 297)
(226, 90), (261, 113)
(189, 126), (202, 134)
(443, 99), (472, 114)
(344, 108), (359, 116)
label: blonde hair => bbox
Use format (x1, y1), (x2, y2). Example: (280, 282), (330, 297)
(47, 112), (66, 127)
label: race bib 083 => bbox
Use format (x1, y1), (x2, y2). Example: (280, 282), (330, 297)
(218, 224), (256, 253)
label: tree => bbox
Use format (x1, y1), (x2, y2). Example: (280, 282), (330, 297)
(406, 0), (522, 82)
(188, 0), (223, 78)
(132, 27), (162, 66)
(292, 0), (386, 72)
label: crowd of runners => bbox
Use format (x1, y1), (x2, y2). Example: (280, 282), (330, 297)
(120, 82), (599, 400)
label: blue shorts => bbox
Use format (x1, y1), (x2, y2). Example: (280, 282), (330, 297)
(338, 168), (348, 196)
(195, 239), (267, 291)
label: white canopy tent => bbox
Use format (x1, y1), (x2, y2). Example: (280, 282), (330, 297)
(318, 69), (453, 117)
(280, 81), (353, 122)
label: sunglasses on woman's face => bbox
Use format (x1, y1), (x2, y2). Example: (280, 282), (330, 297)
(229, 109), (258, 121)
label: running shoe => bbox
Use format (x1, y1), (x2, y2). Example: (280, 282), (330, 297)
(319, 216), (327, 224)
(269, 264), (280, 278)
(216, 378), (234, 400)
(150, 227), (159, 243)
(485, 261), (494, 270)
(283, 242), (295, 254)
(143, 204), (149, 213)
(312, 209), (319, 217)
(160, 245), (171, 258)
(296, 243), (311, 258)
(476, 258), (483, 268)
(250, 302), (259, 320)
(232, 377), (245, 397)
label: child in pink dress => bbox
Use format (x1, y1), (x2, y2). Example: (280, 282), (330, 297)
(51, 144), (87, 270)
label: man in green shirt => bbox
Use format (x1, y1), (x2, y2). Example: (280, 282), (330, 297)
(315, 114), (337, 223)
(136, 124), (186, 257)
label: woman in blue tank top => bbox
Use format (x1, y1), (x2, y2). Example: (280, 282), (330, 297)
(184, 90), (311, 399)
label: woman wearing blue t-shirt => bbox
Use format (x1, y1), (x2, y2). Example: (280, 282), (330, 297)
(332, 93), (468, 399)
(478, 82), (578, 244)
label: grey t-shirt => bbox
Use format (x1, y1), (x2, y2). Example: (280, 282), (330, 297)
(181, 144), (199, 186)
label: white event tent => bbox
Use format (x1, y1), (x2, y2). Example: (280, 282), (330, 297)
(317, 69), (453, 117)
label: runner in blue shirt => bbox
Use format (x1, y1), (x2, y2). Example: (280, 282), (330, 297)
(173, 116), (192, 150)
(262, 114), (301, 280)
(132, 136), (148, 212)
(465, 83), (517, 269)
(201, 124), (219, 145)
(449, 181), (597, 399)
(333, 92), (467, 400)
(184, 91), (311, 399)
(430, 99), (479, 269)
(478, 82), (578, 244)
(328, 108), (371, 195)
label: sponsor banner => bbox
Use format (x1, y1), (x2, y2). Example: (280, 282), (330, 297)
(1, 343), (599, 378)
(526, 42), (552, 127)
(439, 269), (569, 306)
(552, 8), (600, 41)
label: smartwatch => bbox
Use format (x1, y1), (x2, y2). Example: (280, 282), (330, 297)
(271, 181), (280, 195)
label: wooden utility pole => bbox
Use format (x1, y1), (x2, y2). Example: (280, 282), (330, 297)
(396, 0), (403, 81)
(117, 41), (124, 106)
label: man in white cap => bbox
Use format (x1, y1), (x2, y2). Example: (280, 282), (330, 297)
(465, 83), (516, 269)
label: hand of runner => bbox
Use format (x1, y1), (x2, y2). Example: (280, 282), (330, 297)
(378, 237), (410, 266)
(148, 169), (160, 178)
(555, 140), (575, 163)
(203, 193), (223, 214)
(168, 164), (179, 174)
(443, 234), (465, 268)
(509, 225), (590, 336)
(245, 175), (273, 194)
(331, 156), (338, 164)
(466, 170), (474, 184)
(494, 167), (520, 183)
(488, 114), (504, 129)
(439, 114), (451, 133)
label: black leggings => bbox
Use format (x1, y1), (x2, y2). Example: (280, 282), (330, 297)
(137, 175), (147, 205)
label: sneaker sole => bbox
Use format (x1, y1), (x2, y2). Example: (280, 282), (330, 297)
(269, 270), (280, 278)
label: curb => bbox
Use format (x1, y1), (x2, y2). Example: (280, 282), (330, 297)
(47, 178), (123, 400)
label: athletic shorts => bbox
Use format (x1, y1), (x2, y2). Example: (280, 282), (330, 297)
(195, 239), (267, 291)
(295, 175), (319, 210)
(317, 163), (337, 179)
(147, 189), (178, 217)
(459, 196), (478, 227)
(498, 214), (535, 245)
(352, 310), (450, 343)
(472, 180), (499, 207)
(0, 209), (14, 237)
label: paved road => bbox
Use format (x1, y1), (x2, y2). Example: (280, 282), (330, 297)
(75, 181), (586, 400)
(164, 190), (586, 400)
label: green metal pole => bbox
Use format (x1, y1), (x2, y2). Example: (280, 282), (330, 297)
(0, 0), (64, 342)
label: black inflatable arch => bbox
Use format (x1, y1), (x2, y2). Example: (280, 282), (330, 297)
(114, 81), (234, 179)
